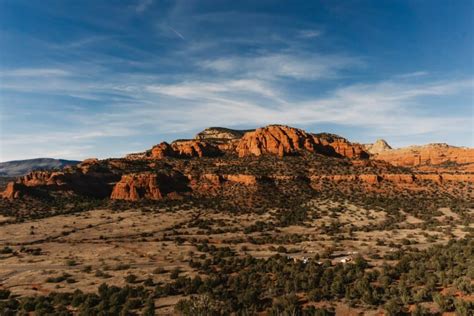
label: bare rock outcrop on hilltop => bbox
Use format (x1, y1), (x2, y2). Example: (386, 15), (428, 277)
(110, 171), (189, 201)
(363, 139), (392, 154)
(236, 125), (368, 159)
(236, 125), (313, 157)
(149, 140), (222, 159)
(195, 127), (252, 141)
(374, 143), (474, 167)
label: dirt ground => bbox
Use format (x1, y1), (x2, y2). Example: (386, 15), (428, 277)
(0, 199), (471, 314)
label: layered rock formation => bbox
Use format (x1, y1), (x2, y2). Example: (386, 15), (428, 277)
(236, 125), (368, 159)
(310, 173), (473, 184)
(313, 133), (369, 159)
(2, 159), (120, 199)
(111, 173), (163, 200)
(149, 140), (221, 159)
(373, 143), (474, 167)
(2, 124), (473, 203)
(172, 140), (221, 158)
(110, 171), (189, 201)
(236, 125), (313, 157)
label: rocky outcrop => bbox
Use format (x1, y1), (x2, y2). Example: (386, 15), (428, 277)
(317, 136), (368, 159)
(374, 143), (474, 167)
(195, 127), (252, 141)
(111, 173), (163, 200)
(381, 174), (415, 183)
(171, 140), (221, 158)
(236, 125), (369, 159)
(2, 161), (120, 199)
(3, 124), (472, 203)
(363, 139), (392, 154)
(358, 174), (380, 184)
(2, 182), (25, 199)
(414, 174), (442, 183)
(125, 151), (147, 160)
(110, 171), (189, 201)
(309, 173), (473, 184)
(149, 140), (221, 159)
(236, 125), (311, 157)
(440, 173), (474, 182)
(150, 142), (176, 159)
(223, 174), (259, 185)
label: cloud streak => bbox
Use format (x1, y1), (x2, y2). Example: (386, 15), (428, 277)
(200, 53), (363, 80)
(168, 26), (185, 40)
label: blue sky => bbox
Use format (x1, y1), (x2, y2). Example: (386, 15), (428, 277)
(0, 0), (473, 161)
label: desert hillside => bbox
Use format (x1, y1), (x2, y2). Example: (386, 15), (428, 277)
(0, 124), (473, 315)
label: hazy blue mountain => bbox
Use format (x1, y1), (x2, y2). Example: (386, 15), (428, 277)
(0, 158), (80, 177)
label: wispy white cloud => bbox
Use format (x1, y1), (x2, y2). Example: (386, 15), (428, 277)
(141, 77), (473, 134)
(1, 70), (471, 161)
(200, 53), (362, 80)
(146, 79), (282, 102)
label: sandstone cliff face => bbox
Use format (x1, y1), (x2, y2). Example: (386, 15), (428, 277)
(150, 142), (175, 159)
(374, 144), (474, 167)
(149, 140), (221, 159)
(2, 161), (120, 199)
(110, 171), (189, 201)
(2, 182), (24, 199)
(309, 173), (473, 184)
(20, 171), (66, 187)
(3, 124), (472, 203)
(319, 138), (368, 159)
(381, 174), (415, 183)
(236, 125), (369, 159)
(111, 173), (163, 200)
(236, 125), (310, 157)
(171, 140), (221, 158)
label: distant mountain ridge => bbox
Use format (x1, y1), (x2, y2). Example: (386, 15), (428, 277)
(0, 158), (80, 177)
